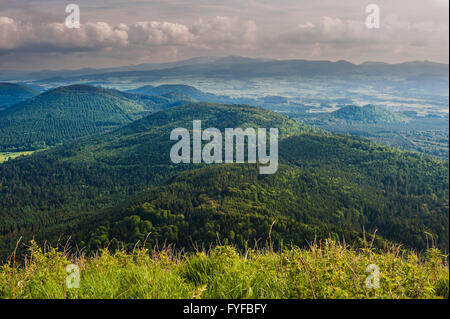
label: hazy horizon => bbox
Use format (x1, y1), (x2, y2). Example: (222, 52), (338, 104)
(1, 55), (448, 73)
(1, 0), (448, 70)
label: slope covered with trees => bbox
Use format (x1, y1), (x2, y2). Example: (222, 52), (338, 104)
(127, 84), (240, 104)
(127, 84), (212, 99)
(0, 83), (39, 110)
(0, 103), (447, 259)
(0, 84), (194, 151)
(330, 105), (410, 124)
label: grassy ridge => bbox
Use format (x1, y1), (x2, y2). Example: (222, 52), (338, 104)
(0, 240), (448, 299)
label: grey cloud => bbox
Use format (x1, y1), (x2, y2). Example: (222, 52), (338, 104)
(0, 15), (259, 53)
(0, 17), (128, 51)
(0, 0), (447, 69)
(128, 21), (195, 45)
(190, 16), (257, 48)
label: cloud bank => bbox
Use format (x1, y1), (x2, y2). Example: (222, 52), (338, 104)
(0, 15), (258, 51)
(0, 0), (447, 69)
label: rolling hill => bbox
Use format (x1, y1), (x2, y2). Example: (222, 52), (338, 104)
(324, 105), (410, 124)
(0, 84), (194, 151)
(332, 105), (410, 123)
(127, 84), (265, 106)
(127, 84), (220, 102)
(0, 82), (39, 110)
(300, 105), (449, 158)
(0, 102), (447, 259)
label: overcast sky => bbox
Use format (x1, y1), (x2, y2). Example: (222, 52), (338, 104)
(0, 0), (448, 70)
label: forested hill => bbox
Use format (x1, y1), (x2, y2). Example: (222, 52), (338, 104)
(127, 84), (240, 104)
(304, 105), (411, 126)
(127, 84), (213, 100)
(0, 82), (39, 109)
(331, 105), (410, 124)
(32, 135), (449, 256)
(0, 103), (448, 258)
(0, 84), (194, 151)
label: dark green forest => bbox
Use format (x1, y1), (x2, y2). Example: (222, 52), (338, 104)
(0, 102), (448, 260)
(0, 84), (194, 151)
(0, 83), (39, 110)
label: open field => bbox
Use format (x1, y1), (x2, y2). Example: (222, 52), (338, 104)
(0, 151), (36, 163)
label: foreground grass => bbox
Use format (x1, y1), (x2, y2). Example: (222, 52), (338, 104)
(0, 240), (448, 299)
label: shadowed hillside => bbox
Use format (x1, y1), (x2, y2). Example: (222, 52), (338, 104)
(0, 84), (194, 151)
(0, 83), (39, 110)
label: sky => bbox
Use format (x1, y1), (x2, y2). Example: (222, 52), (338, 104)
(0, 0), (448, 70)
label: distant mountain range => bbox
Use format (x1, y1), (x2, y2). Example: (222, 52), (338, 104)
(58, 59), (449, 83)
(2, 56), (447, 82)
(0, 56), (274, 81)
